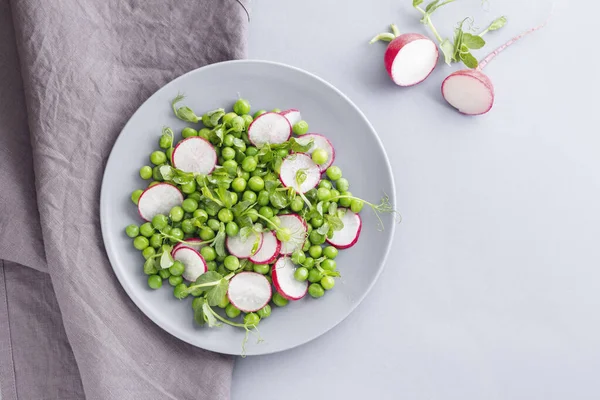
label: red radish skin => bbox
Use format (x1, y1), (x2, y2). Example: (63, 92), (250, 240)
(280, 109), (302, 127)
(227, 272), (272, 313)
(171, 137), (217, 175)
(137, 183), (183, 222)
(384, 33), (439, 86)
(249, 231), (281, 265)
(294, 133), (335, 172)
(278, 214), (308, 255)
(172, 246), (207, 282)
(326, 209), (362, 249)
(247, 112), (291, 147)
(226, 233), (264, 259)
(272, 257), (308, 300)
(172, 238), (204, 254)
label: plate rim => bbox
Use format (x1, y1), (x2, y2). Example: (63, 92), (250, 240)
(100, 59), (397, 355)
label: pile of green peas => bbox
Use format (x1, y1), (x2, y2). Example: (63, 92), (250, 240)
(127, 97), (364, 328)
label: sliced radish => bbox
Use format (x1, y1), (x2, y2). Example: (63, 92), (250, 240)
(280, 109), (302, 127)
(272, 257), (308, 300)
(326, 208), (362, 249)
(441, 70), (495, 115)
(294, 133), (335, 172)
(278, 214), (308, 255)
(172, 137), (217, 175)
(226, 233), (264, 259)
(227, 272), (272, 313)
(172, 238), (204, 253)
(172, 246), (207, 282)
(249, 231), (281, 265)
(384, 33), (439, 87)
(279, 154), (321, 193)
(247, 112), (291, 147)
(137, 183), (183, 221)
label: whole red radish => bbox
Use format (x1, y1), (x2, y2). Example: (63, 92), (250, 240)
(370, 24), (439, 86)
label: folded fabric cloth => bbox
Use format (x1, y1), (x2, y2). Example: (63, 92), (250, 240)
(0, 1), (250, 399)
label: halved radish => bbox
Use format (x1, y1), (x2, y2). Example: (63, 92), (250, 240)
(441, 70), (494, 115)
(247, 112), (291, 147)
(326, 208), (362, 249)
(172, 238), (204, 253)
(384, 33), (438, 86)
(278, 214), (308, 255)
(294, 133), (335, 172)
(137, 183), (183, 221)
(227, 272), (272, 313)
(280, 109), (302, 127)
(272, 257), (308, 300)
(172, 246), (207, 282)
(226, 233), (264, 259)
(279, 154), (321, 193)
(172, 137), (217, 175)
(249, 231), (281, 265)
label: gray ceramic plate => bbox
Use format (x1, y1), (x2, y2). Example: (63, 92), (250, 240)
(100, 60), (396, 356)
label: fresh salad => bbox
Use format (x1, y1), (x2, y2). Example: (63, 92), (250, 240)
(125, 96), (396, 351)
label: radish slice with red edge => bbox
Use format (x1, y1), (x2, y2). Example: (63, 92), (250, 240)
(247, 112), (291, 147)
(272, 257), (308, 300)
(279, 154), (320, 193)
(249, 231), (281, 265)
(326, 208), (362, 249)
(172, 246), (207, 282)
(172, 137), (217, 175)
(280, 109), (302, 127)
(441, 70), (494, 115)
(294, 133), (335, 172)
(226, 233), (264, 259)
(278, 214), (307, 255)
(172, 238), (204, 254)
(227, 272), (272, 313)
(137, 183), (183, 222)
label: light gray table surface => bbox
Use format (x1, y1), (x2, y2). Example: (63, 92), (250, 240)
(233, 1), (600, 399)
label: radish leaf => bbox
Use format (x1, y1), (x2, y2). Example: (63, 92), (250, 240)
(462, 33), (485, 49)
(460, 51), (478, 68)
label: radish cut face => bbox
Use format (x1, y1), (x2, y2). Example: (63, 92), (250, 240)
(295, 133), (335, 172)
(249, 231), (281, 265)
(172, 238), (204, 253)
(385, 34), (439, 86)
(172, 137), (217, 175)
(272, 257), (308, 300)
(326, 209), (362, 249)
(441, 70), (495, 115)
(280, 109), (302, 127)
(247, 112), (291, 147)
(278, 214), (307, 255)
(172, 246), (207, 282)
(226, 233), (264, 259)
(137, 183), (183, 221)
(279, 154), (321, 193)
(227, 272), (272, 312)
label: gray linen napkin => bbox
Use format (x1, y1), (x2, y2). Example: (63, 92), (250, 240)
(0, 1), (250, 399)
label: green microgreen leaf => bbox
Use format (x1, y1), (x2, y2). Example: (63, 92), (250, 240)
(159, 247), (174, 269)
(206, 279), (229, 307)
(171, 94), (200, 123)
(212, 223), (227, 257)
(295, 169), (308, 187)
(202, 302), (221, 327)
(460, 51), (479, 68)
(440, 39), (455, 65)
(462, 33), (485, 49)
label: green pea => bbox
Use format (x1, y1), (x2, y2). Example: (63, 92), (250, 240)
(264, 172), (279, 182)
(169, 206), (184, 222)
(350, 199), (364, 213)
(246, 208), (259, 222)
(147, 181), (160, 188)
(133, 236), (149, 250)
(125, 224), (140, 238)
(259, 206), (274, 219)
(235, 150), (246, 164)
(253, 110), (267, 119)
(294, 267), (309, 281)
(309, 231), (326, 245)
(253, 263), (270, 275)
(308, 268), (323, 283)
(335, 178), (349, 192)
(225, 222), (239, 237)
(182, 198), (199, 212)
(312, 148), (328, 165)
(230, 116), (245, 133)
(302, 240), (311, 252)
(131, 189), (143, 205)
(139, 166), (153, 180)
(292, 120), (309, 135)
(144, 259), (158, 275)
(161, 225), (171, 235)
(270, 216), (281, 228)
(166, 147), (173, 161)
(230, 192), (239, 205)
(181, 180), (196, 194)
(158, 134), (172, 149)
(200, 246), (216, 262)
(224, 255), (240, 271)
(304, 257), (315, 269)
(241, 156), (257, 172)
(244, 312), (260, 327)
(290, 197), (304, 212)
(226, 303), (241, 318)
(169, 228), (184, 241)
(276, 149), (289, 159)
(206, 261), (217, 271)
(187, 192), (202, 202)
(321, 259), (336, 271)
(231, 177), (247, 192)
(142, 246), (156, 259)
(223, 133), (235, 147)
(233, 99), (251, 115)
(305, 188), (317, 201)
(181, 219), (195, 234)
(223, 112), (237, 126)
(317, 188), (331, 202)
(151, 214), (168, 230)
(323, 246), (338, 259)
(272, 293), (289, 307)
(218, 208), (234, 223)
(150, 151), (167, 165)
(173, 283), (189, 299)
(198, 128), (211, 140)
(330, 189), (340, 202)
(147, 275), (162, 289)
(182, 127), (198, 138)
(311, 216), (324, 228)
(242, 114), (253, 129)
(339, 191), (353, 207)
(244, 262), (254, 271)
(246, 146), (259, 156)
(150, 234), (163, 248)
(207, 218), (221, 231)
(169, 260), (185, 276)
(193, 209), (209, 223)
(309, 245), (322, 258)
(222, 147), (236, 160)
(257, 305), (271, 318)
(199, 227), (215, 241)
(318, 180), (332, 190)
(168, 275), (183, 287)
(308, 283), (325, 298)
(326, 166), (342, 181)
(290, 250), (305, 265)
(257, 190), (270, 206)
(159, 269), (171, 279)
(152, 166), (163, 181)
(248, 176), (265, 192)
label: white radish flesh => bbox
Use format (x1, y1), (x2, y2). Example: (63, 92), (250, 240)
(249, 231), (281, 265)
(137, 183), (183, 221)
(294, 134), (335, 172)
(272, 257), (308, 300)
(226, 233), (264, 259)
(247, 112), (291, 147)
(172, 246), (207, 282)
(227, 272), (272, 312)
(278, 214), (307, 255)
(385, 34), (439, 86)
(280, 109), (302, 127)
(326, 209), (362, 249)
(441, 70), (494, 116)
(171, 137), (217, 175)
(279, 154), (321, 193)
